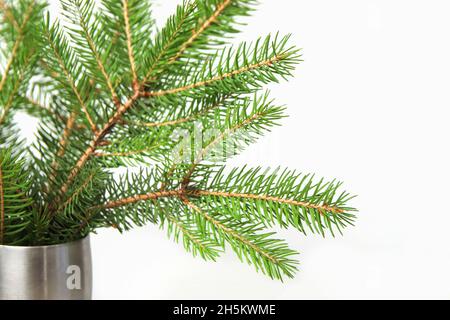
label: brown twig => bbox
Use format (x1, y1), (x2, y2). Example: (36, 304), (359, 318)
(188, 190), (345, 214)
(56, 89), (142, 201)
(97, 190), (183, 210)
(97, 188), (344, 215)
(123, 0), (138, 84)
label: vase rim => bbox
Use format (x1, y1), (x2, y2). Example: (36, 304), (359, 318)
(0, 235), (90, 249)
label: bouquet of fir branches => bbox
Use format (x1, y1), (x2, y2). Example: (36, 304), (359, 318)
(0, 0), (356, 280)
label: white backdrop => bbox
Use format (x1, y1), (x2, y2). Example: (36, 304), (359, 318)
(27, 0), (450, 299)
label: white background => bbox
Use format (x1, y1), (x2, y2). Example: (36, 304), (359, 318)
(32, 0), (450, 299)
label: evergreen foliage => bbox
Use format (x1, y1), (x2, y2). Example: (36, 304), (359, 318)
(0, 0), (357, 280)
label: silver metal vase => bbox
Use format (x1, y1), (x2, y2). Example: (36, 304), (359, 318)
(0, 236), (92, 300)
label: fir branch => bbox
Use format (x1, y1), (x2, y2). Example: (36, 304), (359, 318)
(142, 55), (284, 98)
(182, 198), (279, 264)
(0, 148), (33, 245)
(164, 213), (220, 261)
(143, 0), (197, 82)
(61, 0), (120, 106)
(182, 93), (282, 186)
(0, 51), (34, 125)
(41, 21), (97, 133)
(0, 0), (19, 31)
(124, 96), (226, 128)
(189, 190), (345, 214)
(56, 89), (141, 201)
(181, 197), (298, 280)
(122, 0), (138, 84)
(0, 0), (35, 92)
(169, 0), (232, 64)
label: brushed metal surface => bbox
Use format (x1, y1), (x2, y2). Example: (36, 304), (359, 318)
(0, 236), (92, 300)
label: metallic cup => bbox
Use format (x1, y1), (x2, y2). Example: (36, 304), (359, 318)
(0, 236), (92, 300)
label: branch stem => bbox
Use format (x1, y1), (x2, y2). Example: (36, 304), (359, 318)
(57, 89), (141, 200)
(97, 188), (345, 214)
(189, 190), (345, 214)
(123, 0), (138, 84)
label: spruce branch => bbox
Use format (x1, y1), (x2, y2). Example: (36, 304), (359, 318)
(141, 34), (300, 100)
(164, 211), (222, 261)
(41, 18), (97, 133)
(51, 111), (77, 167)
(0, 148), (33, 245)
(0, 52), (35, 125)
(181, 197), (298, 280)
(195, 167), (356, 236)
(0, 0), (35, 92)
(55, 89), (141, 202)
(122, 0), (138, 84)
(100, 0), (154, 84)
(123, 97), (225, 128)
(169, 0), (233, 64)
(0, 0), (20, 31)
(142, 0), (198, 82)
(190, 190), (346, 214)
(182, 93), (283, 186)
(122, 94), (230, 130)
(58, 169), (96, 214)
(61, 0), (120, 106)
